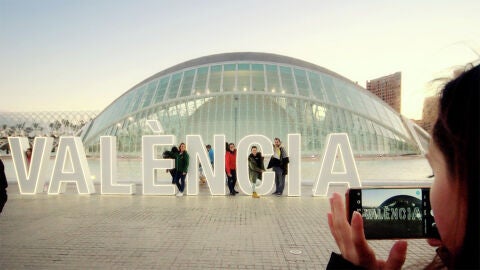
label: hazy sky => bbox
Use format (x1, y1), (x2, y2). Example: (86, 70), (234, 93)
(1, 0), (479, 119)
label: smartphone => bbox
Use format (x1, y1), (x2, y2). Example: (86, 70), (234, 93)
(346, 186), (439, 239)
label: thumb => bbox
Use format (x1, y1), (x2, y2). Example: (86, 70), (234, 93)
(384, 240), (407, 270)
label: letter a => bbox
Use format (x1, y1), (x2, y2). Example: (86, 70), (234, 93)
(312, 133), (361, 196)
(49, 137), (95, 194)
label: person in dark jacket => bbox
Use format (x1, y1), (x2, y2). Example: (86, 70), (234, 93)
(163, 146), (179, 184)
(327, 65), (480, 269)
(267, 138), (289, 196)
(173, 143), (189, 197)
(0, 159), (8, 214)
(225, 143), (238, 195)
(248, 146), (265, 199)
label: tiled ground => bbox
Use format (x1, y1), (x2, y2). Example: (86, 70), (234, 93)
(0, 184), (436, 269)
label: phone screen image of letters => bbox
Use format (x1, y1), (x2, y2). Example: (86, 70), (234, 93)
(361, 189), (423, 238)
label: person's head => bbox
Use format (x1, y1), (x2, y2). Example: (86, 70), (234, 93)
(26, 148), (32, 157)
(179, 143), (186, 152)
(228, 143), (235, 152)
(427, 64), (479, 268)
(206, 145), (211, 150)
(274, 138), (281, 147)
(251, 145), (257, 155)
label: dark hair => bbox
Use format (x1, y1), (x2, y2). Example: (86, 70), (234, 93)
(274, 137), (281, 142)
(251, 145), (257, 150)
(432, 64), (479, 268)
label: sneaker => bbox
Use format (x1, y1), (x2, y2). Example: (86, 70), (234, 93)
(252, 192), (260, 199)
(176, 192), (183, 197)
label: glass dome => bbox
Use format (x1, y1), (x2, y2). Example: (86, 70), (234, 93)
(80, 52), (429, 156)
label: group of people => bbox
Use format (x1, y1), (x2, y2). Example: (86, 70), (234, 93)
(163, 138), (290, 198)
(225, 138), (289, 197)
(1, 65), (478, 268)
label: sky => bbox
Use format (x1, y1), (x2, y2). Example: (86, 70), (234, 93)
(1, 0), (479, 120)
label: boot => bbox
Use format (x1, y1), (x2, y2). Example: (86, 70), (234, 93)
(252, 192), (260, 198)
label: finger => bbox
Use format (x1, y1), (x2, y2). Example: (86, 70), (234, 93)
(426, 238), (442, 247)
(351, 211), (376, 268)
(329, 194), (350, 236)
(327, 213), (342, 248)
(384, 241), (407, 270)
(329, 195), (350, 252)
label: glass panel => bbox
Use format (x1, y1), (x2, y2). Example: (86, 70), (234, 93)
(294, 68), (309, 97)
(308, 71), (326, 102)
(251, 64), (265, 92)
(194, 67), (208, 94)
(265, 64), (280, 93)
(360, 94), (380, 122)
(153, 77), (169, 104)
(130, 85), (147, 113)
(141, 80), (157, 109)
(347, 87), (366, 114)
(166, 73), (182, 100)
(321, 74), (339, 104)
(179, 69), (195, 97)
(237, 63), (250, 92)
(208, 65), (222, 93)
(279, 66), (295, 95)
(223, 64), (236, 92)
(334, 80), (353, 108)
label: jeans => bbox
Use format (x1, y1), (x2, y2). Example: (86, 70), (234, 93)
(226, 169), (237, 194)
(174, 171), (186, 193)
(273, 166), (285, 194)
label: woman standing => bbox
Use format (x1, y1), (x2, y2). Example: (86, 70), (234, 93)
(225, 143), (238, 195)
(174, 143), (189, 197)
(248, 146), (265, 198)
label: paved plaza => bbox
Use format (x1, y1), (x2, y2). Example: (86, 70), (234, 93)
(0, 184), (437, 269)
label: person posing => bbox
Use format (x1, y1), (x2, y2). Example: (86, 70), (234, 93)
(206, 144), (214, 168)
(267, 138), (289, 196)
(163, 146), (179, 184)
(248, 146), (265, 199)
(225, 143), (239, 195)
(327, 64), (480, 269)
(0, 159), (8, 214)
(173, 143), (189, 197)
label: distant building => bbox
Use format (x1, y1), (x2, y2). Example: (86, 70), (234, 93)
(416, 96), (439, 134)
(366, 72), (402, 113)
(80, 53), (428, 156)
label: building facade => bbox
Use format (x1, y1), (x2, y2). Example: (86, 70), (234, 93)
(366, 72), (402, 113)
(80, 53), (428, 156)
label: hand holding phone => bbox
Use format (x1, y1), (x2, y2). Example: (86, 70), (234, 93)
(328, 193), (408, 269)
(346, 187), (440, 239)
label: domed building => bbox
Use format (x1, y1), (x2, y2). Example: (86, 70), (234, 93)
(80, 52), (429, 156)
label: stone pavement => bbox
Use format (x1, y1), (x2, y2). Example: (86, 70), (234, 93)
(0, 184), (437, 269)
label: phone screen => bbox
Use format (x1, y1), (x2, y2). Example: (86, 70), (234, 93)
(347, 187), (438, 239)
